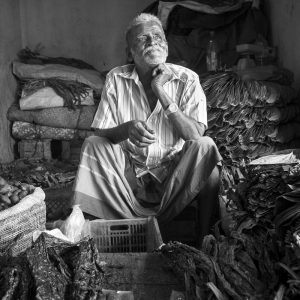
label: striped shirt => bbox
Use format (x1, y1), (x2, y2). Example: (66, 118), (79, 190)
(91, 63), (207, 182)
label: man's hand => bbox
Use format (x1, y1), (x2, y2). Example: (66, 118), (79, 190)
(128, 121), (156, 148)
(151, 63), (172, 96)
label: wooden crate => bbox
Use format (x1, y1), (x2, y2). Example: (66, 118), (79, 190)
(18, 139), (52, 159)
(85, 217), (184, 299)
(101, 252), (185, 300)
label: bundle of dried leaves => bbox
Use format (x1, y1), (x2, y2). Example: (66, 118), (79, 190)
(0, 233), (105, 300)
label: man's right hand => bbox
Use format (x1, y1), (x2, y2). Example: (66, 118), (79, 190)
(128, 121), (156, 148)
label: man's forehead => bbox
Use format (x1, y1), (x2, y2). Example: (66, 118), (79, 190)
(130, 21), (164, 35)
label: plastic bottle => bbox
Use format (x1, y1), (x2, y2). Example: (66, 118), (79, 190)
(206, 30), (219, 72)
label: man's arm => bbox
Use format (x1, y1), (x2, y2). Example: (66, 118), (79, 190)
(155, 87), (206, 140)
(94, 123), (130, 144)
(151, 64), (206, 140)
(92, 70), (156, 147)
(95, 120), (156, 147)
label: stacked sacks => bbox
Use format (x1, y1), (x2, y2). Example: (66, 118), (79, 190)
(7, 49), (104, 160)
(201, 72), (299, 165)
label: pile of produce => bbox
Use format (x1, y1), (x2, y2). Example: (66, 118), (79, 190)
(0, 158), (77, 190)
(161, 154), (300, 299)
(201, 71), (300, 165)
(161, 235), (275, 300)
(0, 176), (35, 211)
(226, 158), (300, 298)
(0, 232), (105, 299)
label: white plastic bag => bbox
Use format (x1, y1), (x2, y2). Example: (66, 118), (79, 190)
(60, 205), (86, 243)
(33, 228), (71, 243)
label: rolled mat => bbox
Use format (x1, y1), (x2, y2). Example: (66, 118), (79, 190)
(12, 121), (94, 140)
(7, 104), (96, 130)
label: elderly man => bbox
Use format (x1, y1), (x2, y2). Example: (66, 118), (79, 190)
(72, 13), (222, 241)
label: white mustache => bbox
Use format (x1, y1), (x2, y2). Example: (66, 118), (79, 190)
(143, 45), (166, 55)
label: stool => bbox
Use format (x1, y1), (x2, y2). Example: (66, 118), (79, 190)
(159, 201), (199, 247)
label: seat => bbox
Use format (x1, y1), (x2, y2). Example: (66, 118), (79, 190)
(159, 201), (200, 247)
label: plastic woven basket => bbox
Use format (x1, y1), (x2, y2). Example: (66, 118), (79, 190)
(0, 187), (46, 256)
(84, 217), (163, 253)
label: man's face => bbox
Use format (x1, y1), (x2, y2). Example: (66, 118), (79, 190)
(128, 21), (168, 68)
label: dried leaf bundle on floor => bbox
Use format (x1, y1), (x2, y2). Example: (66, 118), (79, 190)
(225, 161), (300, 299)
(0, 233), (105, 299)
(160, 236), (270, 300)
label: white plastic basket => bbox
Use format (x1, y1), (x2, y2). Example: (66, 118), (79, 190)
(84, 217), (163, 253)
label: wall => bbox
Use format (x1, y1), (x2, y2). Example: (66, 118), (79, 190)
(19, 0), (153, 72)
(265, 0), (300, 91)
(0, 0), (153, 163)
(0, 0), (22, 163)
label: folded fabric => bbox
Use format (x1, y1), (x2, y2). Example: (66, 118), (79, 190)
(157, 0), (243, 29)
(13, 61), (105, 92)
(12, 121), (94, 140)
(7, 104), (96, 130)
(20, 87), (94, 110)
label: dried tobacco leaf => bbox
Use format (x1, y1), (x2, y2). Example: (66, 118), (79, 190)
(0, 255), (34, 300)
(26, 234), (69, 300)
(70, 238), (105, 300)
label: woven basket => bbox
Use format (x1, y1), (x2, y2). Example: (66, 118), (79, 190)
(44, 183), (73, 221)
(0, 187), (46, 256)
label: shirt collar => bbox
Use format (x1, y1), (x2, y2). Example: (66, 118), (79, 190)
(118, 64), (185, 84)
(118, 65), (140, 85)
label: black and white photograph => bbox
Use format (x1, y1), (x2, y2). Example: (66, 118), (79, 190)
(0, 1), (299, 299)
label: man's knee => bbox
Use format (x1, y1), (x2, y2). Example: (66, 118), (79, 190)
(83, 135), (112, 152)
(184, 136), (218, 154)
(208, 165), (221, 187)
(190, 136), (216, 148)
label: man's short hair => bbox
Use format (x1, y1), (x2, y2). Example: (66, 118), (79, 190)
(125, 13), (163, 44)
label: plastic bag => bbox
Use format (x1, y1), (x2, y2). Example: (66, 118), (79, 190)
(60, 205), (86, 243)
(33, 228), (71, 243)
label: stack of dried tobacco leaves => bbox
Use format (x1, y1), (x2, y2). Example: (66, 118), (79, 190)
(160, 232), (277, 300)
(231, 163), (298, 220)
(0, 232), (105, 299)
(161, 156), (300, 299)
(221, 160), (300, 299)
(201, 71), (300, 165)
(0, 158), (77, 189)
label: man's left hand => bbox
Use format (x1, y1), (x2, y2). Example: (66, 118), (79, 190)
(151, 63), (172, 94)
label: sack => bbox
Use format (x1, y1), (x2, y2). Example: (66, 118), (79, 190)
(60, 205), (86, 243)
(12, 121), (94, 140)
(0, 187), (46, 256)
(13, 61), (105, 92)
(20, 87), (94, 110)
(7, 104), (96, 130)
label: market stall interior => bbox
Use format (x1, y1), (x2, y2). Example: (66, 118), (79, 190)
(0, 0), (300, 299)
